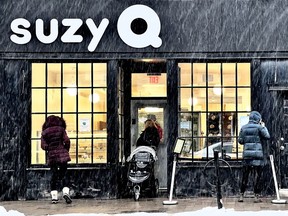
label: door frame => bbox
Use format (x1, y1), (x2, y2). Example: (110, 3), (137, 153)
(130, 99), (166, 148)
(130, 98), (168, 189)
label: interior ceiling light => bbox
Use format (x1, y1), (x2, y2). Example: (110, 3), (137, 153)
(144, 107), (161, 113)
(188, 97), (198, 106)
(89, 93), (100, 103)
(66, 84), (77, 96)
(213, 86), (223, 96)
(134, 59), (166, 63)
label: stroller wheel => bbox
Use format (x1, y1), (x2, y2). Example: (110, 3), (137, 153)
(133, 185), (140, 201)
(134, 192), (140, 201)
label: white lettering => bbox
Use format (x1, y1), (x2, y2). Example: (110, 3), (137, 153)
(61, 19), (83, 43)
(36, 19), (58, 44)
(86, 18), (109, 52)
(9, 4), (162, 50)
(117, 5), (162, 48)
(10, 18), (31, 44)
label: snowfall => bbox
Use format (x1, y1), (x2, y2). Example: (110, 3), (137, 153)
(1, 205), (288, 216)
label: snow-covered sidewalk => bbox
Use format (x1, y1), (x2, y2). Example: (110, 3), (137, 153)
(2, 206), (288, 216)
(0, 206), (25, 216)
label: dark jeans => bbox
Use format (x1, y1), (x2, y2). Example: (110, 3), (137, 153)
(240, 165), (263, 194)
(50, 162), (69, 191)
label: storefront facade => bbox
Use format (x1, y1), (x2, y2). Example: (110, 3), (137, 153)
(1, 0), (288, 200)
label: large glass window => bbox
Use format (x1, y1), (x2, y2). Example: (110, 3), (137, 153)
(178, 62), (251, 160)
(31, 62), (107, 165)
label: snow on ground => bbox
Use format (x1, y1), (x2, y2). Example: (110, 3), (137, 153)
(0, 206), (25, 216)
(49, 210), (288, 216)
(1, 206), (288, 216)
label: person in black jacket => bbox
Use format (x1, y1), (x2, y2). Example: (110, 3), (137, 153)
(238, 111), (270, 203)
(136, 119), (160, 149)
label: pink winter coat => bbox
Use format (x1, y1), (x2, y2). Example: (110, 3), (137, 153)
(41, 126), (71, 165)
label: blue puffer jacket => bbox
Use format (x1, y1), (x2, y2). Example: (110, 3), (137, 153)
(238, 111), (270, 166)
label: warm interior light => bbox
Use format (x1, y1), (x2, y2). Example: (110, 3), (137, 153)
(188, 97), (198, 106)
(134, 59), (166, 63)
(144, 107), (161, 113)
(66, 84), (77, 96)
(89, 93), (100, 103)
(213, 86), (222, 96)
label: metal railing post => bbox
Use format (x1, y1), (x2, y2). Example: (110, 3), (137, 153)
(214, 150), (223, 209)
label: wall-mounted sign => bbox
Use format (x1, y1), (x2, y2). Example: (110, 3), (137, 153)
(79, 118), (90, 132)
(10, 4), (162, 52)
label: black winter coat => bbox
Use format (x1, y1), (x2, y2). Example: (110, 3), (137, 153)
(238, 111), (270, 166)
(136, 127), (160, 149)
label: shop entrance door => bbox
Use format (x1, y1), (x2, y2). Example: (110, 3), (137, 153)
(131, 99), (167, 190)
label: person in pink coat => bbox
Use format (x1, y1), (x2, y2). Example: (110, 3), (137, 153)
(41, 115), (72, 204)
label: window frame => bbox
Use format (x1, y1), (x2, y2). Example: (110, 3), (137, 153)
(177, 60), (251, 161)
(30, 61), (108, 167)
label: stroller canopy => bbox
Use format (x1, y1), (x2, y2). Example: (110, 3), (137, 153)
(127, 146), (158, 162)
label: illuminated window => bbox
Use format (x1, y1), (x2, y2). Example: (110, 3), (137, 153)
(31, 63), (107, 165)
(178, 62), (251, 160)
(132, 73), (167, 97)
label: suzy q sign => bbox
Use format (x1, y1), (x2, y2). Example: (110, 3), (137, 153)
(10, 4), (162, 52)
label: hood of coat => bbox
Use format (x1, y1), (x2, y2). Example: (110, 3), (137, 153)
(42, 115), (66, 131)
(249, 111), (262, 123)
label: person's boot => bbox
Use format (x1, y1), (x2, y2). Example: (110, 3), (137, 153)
(51, 190), (59, 204)
(62, 187), (72, 204)
(254, 194), (262, 203)
(238, 193), (244, 202)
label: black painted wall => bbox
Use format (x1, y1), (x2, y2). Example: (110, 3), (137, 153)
(1, 0), (288, 55)
(0, 60), (29, 200)
(166, 60), (179, 192)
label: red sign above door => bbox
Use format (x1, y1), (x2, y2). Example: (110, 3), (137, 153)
(149, 76), (159, 84)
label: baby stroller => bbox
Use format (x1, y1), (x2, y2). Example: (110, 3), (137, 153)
(126, 146), (159, 201)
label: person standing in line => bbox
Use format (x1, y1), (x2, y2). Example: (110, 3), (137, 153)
(136, 119), (160, 149)
(148, 114), (163, 142)
(238, 111), (270, 203)
(41, 115), (72, 204)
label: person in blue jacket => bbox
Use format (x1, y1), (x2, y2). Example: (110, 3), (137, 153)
(238, 111), (270, 203)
